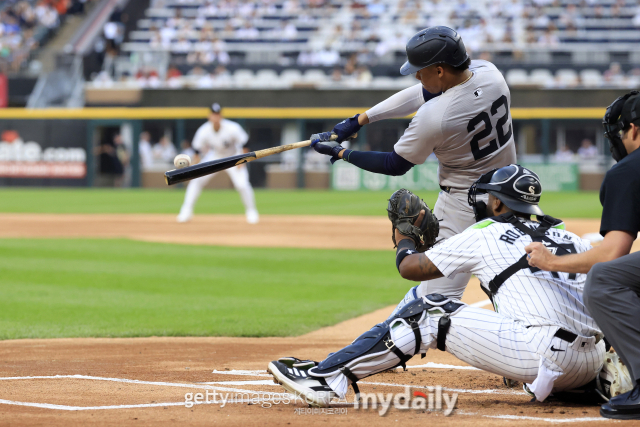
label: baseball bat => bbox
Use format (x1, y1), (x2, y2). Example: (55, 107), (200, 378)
(164, 133), (353, 185)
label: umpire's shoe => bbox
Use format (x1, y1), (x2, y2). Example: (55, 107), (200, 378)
(600, 384), (640, 420)
(268, 360), (336, 407)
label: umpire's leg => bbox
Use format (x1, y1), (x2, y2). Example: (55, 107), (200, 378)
(584, 251), (640, 383)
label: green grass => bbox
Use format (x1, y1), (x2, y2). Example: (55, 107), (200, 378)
(0, 239), (405, 340)
(0, 188), (603, 218)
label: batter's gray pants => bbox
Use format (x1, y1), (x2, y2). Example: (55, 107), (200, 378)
(584, 251), (640, 384)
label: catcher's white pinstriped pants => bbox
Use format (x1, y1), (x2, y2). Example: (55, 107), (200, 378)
(326, 304), (605, 402)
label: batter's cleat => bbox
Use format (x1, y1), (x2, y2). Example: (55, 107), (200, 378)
(176, 211), (193, 223)
(246, 209), (259, 224)
(278, 357), (318, 370)
(267, 360), (336, 407)
(600, 384), (640, 420)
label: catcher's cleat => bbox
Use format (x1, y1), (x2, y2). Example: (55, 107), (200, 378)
(523, 383), (536, 402)
(278, 356), (318, 370)
(267, 361), (336, 407)
(503, 377), (519, 388)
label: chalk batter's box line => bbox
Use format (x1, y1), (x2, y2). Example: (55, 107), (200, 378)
(0, 374), (299, 411)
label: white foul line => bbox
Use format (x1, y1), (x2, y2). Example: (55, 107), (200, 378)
(0, 399), (188, 411)
(482, 414), (609, 423)
(406, 362), (480, 370)
(0, 395), (299, 412)
(204, 380), (277, 386)
(468, 299), (492, 308)
(0, 375), (286, 396)
(358, 380), (526, 395)
(211, 369), (271, 377)
(210, 363), (479, 378)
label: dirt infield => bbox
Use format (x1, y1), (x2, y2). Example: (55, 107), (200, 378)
(0, 213), (616, 251)
(0, 214), (629, 426)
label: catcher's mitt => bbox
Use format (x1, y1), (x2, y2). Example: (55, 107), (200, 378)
(387, 188), (439, 252)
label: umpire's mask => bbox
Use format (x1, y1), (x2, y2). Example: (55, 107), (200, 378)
(603, 90), (640, 162)
(468, 164), (544, 222)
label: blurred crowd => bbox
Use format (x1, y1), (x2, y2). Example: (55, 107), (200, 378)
(0, 0), (90, 73)
(554, 138), (599, 162)
(96, 131), (196, 187)
(87, 0), (640, 89)
(138, 131), (196, 169)
(129, 0), (640, 57)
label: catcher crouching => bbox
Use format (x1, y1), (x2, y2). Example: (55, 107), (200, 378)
(268, 164), (631, 408)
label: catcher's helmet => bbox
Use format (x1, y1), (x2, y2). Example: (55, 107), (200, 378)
(400, 26), (469, 76)
(603, 90), (640, 162)
(468, 164), (543, 222)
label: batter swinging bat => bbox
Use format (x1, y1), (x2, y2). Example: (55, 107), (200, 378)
(164, 133), (352, 185)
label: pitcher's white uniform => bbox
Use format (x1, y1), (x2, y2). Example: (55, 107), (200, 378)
(177, 118), (259, 223)
(366, 59), (516, 300)
(327, 217), (605, 402)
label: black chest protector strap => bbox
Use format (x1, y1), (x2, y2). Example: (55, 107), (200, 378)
(488, 213), (567, 295)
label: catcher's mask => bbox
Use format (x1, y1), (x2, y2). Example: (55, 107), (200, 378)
(468, 164), (544, 222)
(603, 90), (640, 162)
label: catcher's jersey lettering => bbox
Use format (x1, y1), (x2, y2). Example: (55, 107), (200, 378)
(499, 225), (568, 245)
(426, 218), (598, 336)
(499, 228), (523, 244)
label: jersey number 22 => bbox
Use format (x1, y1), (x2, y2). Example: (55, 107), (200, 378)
(467, 95), (512, 160)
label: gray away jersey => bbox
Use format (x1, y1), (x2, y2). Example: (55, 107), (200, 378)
(425, 218), (601, 337)
(391, 60), (517, 190)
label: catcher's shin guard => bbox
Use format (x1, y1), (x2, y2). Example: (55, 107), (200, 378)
(308, 294), (465, 397)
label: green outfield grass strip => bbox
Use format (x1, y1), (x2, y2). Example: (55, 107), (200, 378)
(0, 189), (603, 218)
(0, 239), (405, 340)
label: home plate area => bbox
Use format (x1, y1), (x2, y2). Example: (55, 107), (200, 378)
(0, 360), (610, 425)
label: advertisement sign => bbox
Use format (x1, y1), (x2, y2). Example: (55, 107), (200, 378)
(332, 161), (578, 192)
(0, 120), (87, 186)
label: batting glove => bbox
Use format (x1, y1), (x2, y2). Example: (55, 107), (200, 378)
(333, 114), (362, 142)
(310, 132), (344, 164)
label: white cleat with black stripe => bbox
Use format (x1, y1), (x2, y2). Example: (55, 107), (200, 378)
(277, 356), (318, 370)
(267, 360), (336, 407)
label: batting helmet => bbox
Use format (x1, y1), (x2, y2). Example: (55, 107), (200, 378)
(400, 26), (470, 76)
(468, 164), (544, 222)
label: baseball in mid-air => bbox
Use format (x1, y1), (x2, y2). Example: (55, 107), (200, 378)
(174, 154), (192, 169)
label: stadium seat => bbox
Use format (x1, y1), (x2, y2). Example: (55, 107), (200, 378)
(579, 69), (603, 87)
(233, 69), (255, 87)
(505, 69), (529, 86)
(303, 69), (327, 82)
(256, 69), (278, 80)
(529, 69), (554, 86)
(556, 69), (579, 86)
(255, 69), (284, 88)
(280, 69), (303, 84)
